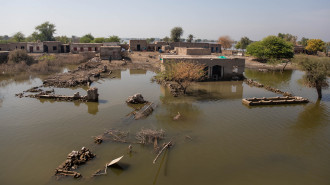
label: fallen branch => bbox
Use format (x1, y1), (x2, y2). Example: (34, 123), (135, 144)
(153, 141), (172, 164)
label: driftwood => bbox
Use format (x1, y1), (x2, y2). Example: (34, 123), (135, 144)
(106, 129), (128, 143)
(153, 141), (172, 164)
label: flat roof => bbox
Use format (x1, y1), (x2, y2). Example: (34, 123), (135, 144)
(161, 55), (238, 59)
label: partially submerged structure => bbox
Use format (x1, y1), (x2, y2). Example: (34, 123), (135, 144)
(161, 54), (245, 80)
(242, 96), (309, 106)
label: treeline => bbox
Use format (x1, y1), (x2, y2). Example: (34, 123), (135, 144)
(0, 22), (121, 44)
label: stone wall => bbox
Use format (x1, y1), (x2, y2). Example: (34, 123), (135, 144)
(0, 44), (10, 51)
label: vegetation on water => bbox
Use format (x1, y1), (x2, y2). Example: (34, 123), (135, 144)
(293, 54), (330, 99)
(156, 61), (206, 94)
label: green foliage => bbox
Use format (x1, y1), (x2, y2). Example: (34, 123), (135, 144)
(170, 27), (183, 42)
(187, 34), (194, 43)
(162, 36), (170, 42)
(306, 39), (325, 53)
(55, 36), (70, 43)
(105, 35), (120, 42)
(246, 36), (294, 60)
(80, 33), (94, 43)
(146, 38), (155, 44)
(8, 50), (34, 65)
(12, 32), (25, 42)
(278, 33), (297, 45)
(93, 37), (105, 43)
(293, 55), (330, 99)
(34, 22), (56, 41)
(236, 36), (252, 49)
(298, 37), (309, 47)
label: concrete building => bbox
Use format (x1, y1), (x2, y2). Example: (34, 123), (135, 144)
(100, 46), (122, 60)
(129, 40), (148, 51)
(27, 42), (43, 53)
(175, 47), (211, 55)
(70, 43), (103, 54)
(161, 55), (245, 80)
(43, 41), (61, 53)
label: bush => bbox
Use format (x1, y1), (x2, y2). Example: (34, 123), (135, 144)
(8, 50), (35, 65)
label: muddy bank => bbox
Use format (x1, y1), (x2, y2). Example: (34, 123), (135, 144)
(244, 56), (298, 70)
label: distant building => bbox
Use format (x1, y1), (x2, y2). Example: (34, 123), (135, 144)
(100, 46), (122, 60)
(43, 41), (61, 53)
(129, 40), (148, 51)
(70, 43), (103, 54)
(27, 42), (43, 53)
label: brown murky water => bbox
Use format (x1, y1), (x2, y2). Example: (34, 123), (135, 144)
(0, 69), (329, 185)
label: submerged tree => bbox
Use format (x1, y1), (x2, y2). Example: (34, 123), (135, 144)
(170, 27), (183, 42)
(158, 61), (206, 94)
(294, 55), (330, 99)
(217, 36), (234, 50)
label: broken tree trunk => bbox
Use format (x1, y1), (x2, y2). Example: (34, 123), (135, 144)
(153, 141), (172, 164)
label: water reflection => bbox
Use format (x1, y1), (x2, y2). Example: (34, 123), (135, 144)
(244, 69), (293, 88)
(39, 98), (100, 115)
(295, 100), (329, 129)
(129, 69), (147, 75)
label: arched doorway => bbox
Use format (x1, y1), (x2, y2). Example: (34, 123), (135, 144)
(212, 65), (222, 80)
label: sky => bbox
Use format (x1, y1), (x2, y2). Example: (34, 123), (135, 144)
(0, 0), (330, 41)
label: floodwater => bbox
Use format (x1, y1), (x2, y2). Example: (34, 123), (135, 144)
(0, 69), (329, 185)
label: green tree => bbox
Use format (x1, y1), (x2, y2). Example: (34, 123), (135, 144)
(238, 36), (252, 49)
(163, 36), (170, 42)
(80, 33), (94, 43)
(278, 33), (297, 45)
(146, 38), (155, 44)
(55, 36), (70, 43)
(305, 39), (325, 53)
(34, 21), (56, 41)
(298, 37), (309, 47)
(294, 55), (330, 99)
(187, 34), (194, 43)
(235, 42), (242, 50)
(105, 35), (120, 42)
(93, 37), (105, 43)
(12, 32), (25, 42)
(246, 35), (294, 60)
(170, 27), (183, 42)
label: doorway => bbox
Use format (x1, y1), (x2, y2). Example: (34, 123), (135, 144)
(43, 45), (48, 53)
(137, 44), (141, 51)
(29, 46), (33, 53)
(212, 65), (222, 80)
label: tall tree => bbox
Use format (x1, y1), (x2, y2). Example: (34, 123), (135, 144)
(170, 27), (183, 42)
(278, 33), (297, 45)
(217, 36), (234, 50)
(246, 35), (294, 60)
(306, 39), (325, 53)
(12, 32), (25, 42)
(238, 36), (252, 49)
(80, 33), (94, 43)
(34, 21), (56, 41)
(294, 55), (330, 99)
(187, 34), (194, 43)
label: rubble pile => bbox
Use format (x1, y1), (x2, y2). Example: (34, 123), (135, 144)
(55, 147), (95, 178)
(126, 93), (146, 104)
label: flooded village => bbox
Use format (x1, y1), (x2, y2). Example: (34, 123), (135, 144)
(1, 1), (330, 185)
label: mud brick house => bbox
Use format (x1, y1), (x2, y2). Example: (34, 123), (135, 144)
(100, 46), (122, 60)
(129, 40), (148, 51)
(70, 43), (103, 54)
(27, 42), (43, 53)
(43, 41), (61, 53)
